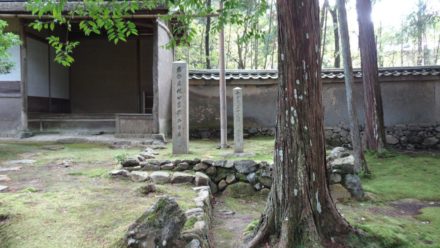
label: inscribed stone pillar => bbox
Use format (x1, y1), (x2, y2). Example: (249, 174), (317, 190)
(233, 87), (244, 153)
(172, 61), (189, 154)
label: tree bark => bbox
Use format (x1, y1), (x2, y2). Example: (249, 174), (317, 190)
(245, 0), (356, 247)
(337, 0), (369, 174)
(320, 0), (329, 64)
(205, 0), (211, 69)
(356, 0), (386, 152)
(329, 7), (341, 68)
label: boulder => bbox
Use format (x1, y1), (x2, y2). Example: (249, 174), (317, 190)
(327, 147), (350, 162)
(150, 171), (171, 184)
(109, 169), (130, 179)
(160, 163), (175, 171)
(212, 160), (227, 167)
(329, 155), (355, 174)
(218, 180), (227, 191)
(246, 173), (257, 184)
(171, 172), (194, 184)
(193, 163), (208, 171)
(205, 166), (217, 176)
(0, 175), (11, 182)
(124, 197), (186, 248)
(213, 168), (232, 183)
(259, 176), (272, 188)
(423, 137), (439, 147)
(343, 174), (364, 200)
(330, 184), (351, 202)
(386, 135), (399, 145)
(141, 162), (160, 171)
(234, 160), (258, 174)
(139, 152), (155, 160)
(0, 185), (8, 192)
(195, 172), (210, 186)
(222, 182), (256, 198)
(329, 173), (342, 184)
(225, 174), (236, 184)
(130, 171), (150, 182)
(186, 239), (202, 248)
(175, 162), (191, 171)
(122, 158), (140, 167)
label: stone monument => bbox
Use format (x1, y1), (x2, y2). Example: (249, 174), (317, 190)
(233, 87), (244, 153)
(172, 61), (189, 154)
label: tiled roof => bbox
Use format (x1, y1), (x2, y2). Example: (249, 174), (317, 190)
(189, 66), (440, 80)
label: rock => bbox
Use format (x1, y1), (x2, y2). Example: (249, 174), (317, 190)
(109, 169), (130, 179)
(195, 172), (210, 186)
(327, 147), (350, 161)
(175, 162), (191, 171)
(218, 180), (227, 191)
(212, 160), (227, 167)
(138, 184), (157, 195)
(214, 168), (232, 183)
(236, 173), (247, 182)
(140, 152), (155, 159)
(343, 174), (364, 200)
(386, 135), (399, 145)
(171, 172), (194, 184)
(259, 176), (272, 188)
(234, 160), (258, 174)
(150, 171), (171, 184)
(193, 163), (208, 171)
(201, 160), (214, 166)
(224, 160), (235, 169)
(423, 137), (439, 147)
(186, 239), (201, 248)
(205, 166), (217, 176)
(222, 182), (256, 198)
(141, 161), (161, 171)
(122, 158), (140, 167)
(209, 181), (218, 194)
(185, 208), (204, 218)
(330, 184), (351, 202)
(329, 155), (355, 174)
(329, 173), (342, 184)
(160, 163), (175, 170)
(0, 175), (11, 182)
(124, 197), (186, 248)
(126, 166), (142, 172)
(254, 183), (262, 191)
(225, 174), (236, 184)
(130, 171), (150, 182)
(0, 185), (9, 192)
(137, 155), (145, 162)
(246, 173), (257, 184)
(0, 166), (21, 172)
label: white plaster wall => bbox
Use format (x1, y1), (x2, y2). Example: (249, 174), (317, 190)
(0, 46), (21, 82)
(27, 37), (49, 97)
(49, 48), (69, 99)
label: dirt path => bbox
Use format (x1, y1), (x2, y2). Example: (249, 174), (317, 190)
(211, 194), (267, 248)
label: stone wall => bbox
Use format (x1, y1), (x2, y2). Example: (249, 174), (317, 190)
(188, 68), (440, 150)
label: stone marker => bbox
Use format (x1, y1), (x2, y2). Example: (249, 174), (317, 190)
(233, 87), (244, 153)
(172, 61), (189, 154)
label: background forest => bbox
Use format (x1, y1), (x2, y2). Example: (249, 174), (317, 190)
(176, 0), (440, 69)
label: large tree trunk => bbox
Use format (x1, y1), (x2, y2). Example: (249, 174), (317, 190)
(205, 0), (211, 69)
(329, 7), (341, 68)
(356, 0), (386, 152)
(246, 0), (356, 247)
(337, 0), (369, 174)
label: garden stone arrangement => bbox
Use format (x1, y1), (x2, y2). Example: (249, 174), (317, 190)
(111, 146), (364, 200)
(110, 146), (364, 247)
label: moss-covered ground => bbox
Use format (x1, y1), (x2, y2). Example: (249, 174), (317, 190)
(0, 138), (439, 248)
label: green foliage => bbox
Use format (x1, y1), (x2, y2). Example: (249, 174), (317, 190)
(0, 20), (21, 74)
(114, 152), (128, 164)
(243, 218), (260, 236)
(25, 0), (266, 67)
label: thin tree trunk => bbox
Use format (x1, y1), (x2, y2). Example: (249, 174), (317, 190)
(226, 24), (232, 67)
(356, 0), (386, 152)
(246, 0), (357, 247)
(435, 31), (440, 64)
(263, 0), (274, 69)
(237, 34), (245, 69)
(377, 22), (384, 67)
(219, 0), (228, 149)
(320, 0), (329, 64)
(329, 7), (341, 68)
(205, 0), (211, 69)
(337, 0), (370, 175)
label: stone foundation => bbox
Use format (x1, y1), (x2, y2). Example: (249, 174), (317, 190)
(190, 123), (440, 150)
